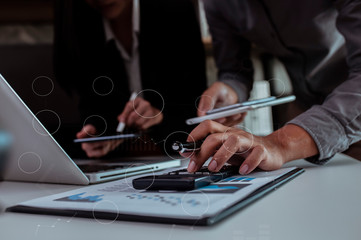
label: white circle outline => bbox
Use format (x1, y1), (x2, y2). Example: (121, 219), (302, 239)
(32, 110), (61, 136)
(221, 126), (254, 155)
(82, 115), (108, 137)
(133, 89), (165, 119)
(92, 200), (119, 225)
(267, 78), (287, 97)
(32, 76), (54, 97)
(17, 152), (42, 174)
(163, 131), (197, 160)
(194, 94), (215, 114)
(124, 163), (156, 190)
(92, 76), (114, 96)
(180, 190), (210, 217)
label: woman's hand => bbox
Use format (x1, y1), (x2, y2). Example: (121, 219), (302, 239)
(117, 97), (163, 130)
(76, 124), (123, 158)
(184, 120), (318, 175)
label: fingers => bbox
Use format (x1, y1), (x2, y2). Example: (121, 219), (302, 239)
(179, 151), (193, 158)
(197, 82), (239, 117)
(76, 124), (97, 138)
(118, 97), (139, 123)
(126, 99), (149, 125)
(208, 134), (243, 172)
(118, 98), (163, 130)
(197, 83), (221, 117)
(238, 145), (266, 174)
(185, 123), (284, 175)
(187, 120), (230, 142)
(186, 127), (267, 175)
(187, 133), (223, 172)
(82, 142), (108, 158)
(141, 111), (163, 129)
(81, 139), (124, 158)
(214, 112), (248, 127)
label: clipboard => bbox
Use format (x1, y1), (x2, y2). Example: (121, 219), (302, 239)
(7, 167), (304, 226)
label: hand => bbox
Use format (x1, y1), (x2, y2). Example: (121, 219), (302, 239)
(76, 124), (123, 158)
(184, 120), (318, 175)
(117, 97), (163, 130)
(197, 82), (247, 126)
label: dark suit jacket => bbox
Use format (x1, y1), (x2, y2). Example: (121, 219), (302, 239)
(54, 0), (207, 143)
(203, 0), (361, 163)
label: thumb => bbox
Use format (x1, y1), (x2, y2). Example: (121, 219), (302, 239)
(76, 124), (97, 138)
(197, 87), (220, 117)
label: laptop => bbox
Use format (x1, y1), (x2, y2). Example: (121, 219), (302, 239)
(0, 74), (180, 185)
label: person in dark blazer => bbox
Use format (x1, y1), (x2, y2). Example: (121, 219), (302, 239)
(54, 0), (207, 157)
(186, 0), (361, 175)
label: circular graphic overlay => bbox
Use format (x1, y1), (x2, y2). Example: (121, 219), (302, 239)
(267, 78), (287, 97)
(92, 200), (119, 225)
(221, 126), (254, 155)
(32, 76), (54, 97)
(133, 89), (164, 119)
(124, 163), (156, 190)
(82, 115), (108, 137)
(92, 76), (114, 96)
(18, 152), (42, 174)
(195, 95), (215, 115)
(181, 191), (210, 217)
(163, 131), (197, 160)
(32, 110), (61, 136)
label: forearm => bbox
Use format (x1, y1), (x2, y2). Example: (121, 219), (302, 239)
(266, 124), (319, 164)
(204, 0), (254, 100)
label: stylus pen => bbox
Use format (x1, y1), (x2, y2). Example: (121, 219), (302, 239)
(206, 96), (276, 114)
(186, 95), (296, 125)
(116, 92), (138, 133)
(172, 140), (204, 153)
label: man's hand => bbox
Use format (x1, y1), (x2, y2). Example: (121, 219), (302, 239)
(184, 120), (319, 175)
(117, 97), (163, 130)
(76, 124), (123, 158)
(197, 82), (246, 126)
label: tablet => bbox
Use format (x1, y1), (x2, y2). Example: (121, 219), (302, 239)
(73, 133), (141, 143)
(186, 95), (296, 125)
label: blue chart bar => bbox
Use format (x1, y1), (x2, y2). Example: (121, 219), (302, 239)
(221, 177), (255, 183)
(55, 192), (104, 202)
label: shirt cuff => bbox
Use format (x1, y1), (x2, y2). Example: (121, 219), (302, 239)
(219, 78), (250, 103)
(287, 105), (349, 164)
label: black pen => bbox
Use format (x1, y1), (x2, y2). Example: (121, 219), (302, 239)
(172, 140), (204, 153)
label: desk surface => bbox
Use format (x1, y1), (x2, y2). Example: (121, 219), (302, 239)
(0, 154), (360, 240)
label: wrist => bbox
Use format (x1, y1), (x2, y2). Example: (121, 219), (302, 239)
(266, 124), (319, 164)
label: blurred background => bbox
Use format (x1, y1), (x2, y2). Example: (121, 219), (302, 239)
(0, 0), (292, 157)
(0, 0), (82, 155)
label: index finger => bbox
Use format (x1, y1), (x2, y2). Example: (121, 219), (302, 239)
(76, 124), (97, 138)
(187, 120), (229, 142)
(197, 91), (219, 117)
(118, 98), (140, 123)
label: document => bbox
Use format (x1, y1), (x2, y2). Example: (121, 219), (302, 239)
(8, 166), (303, 225)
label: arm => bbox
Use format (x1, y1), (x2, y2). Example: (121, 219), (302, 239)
(185, 120), (318, 174)
(197, 0), (254, 124)
(287, 0), (361, 163)
(204, 0), (254, 99)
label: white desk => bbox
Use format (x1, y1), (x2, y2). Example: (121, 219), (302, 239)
(0, 154), (360, 240)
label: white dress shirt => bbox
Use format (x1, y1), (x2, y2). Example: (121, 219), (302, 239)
(103, 0), (142, 93)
